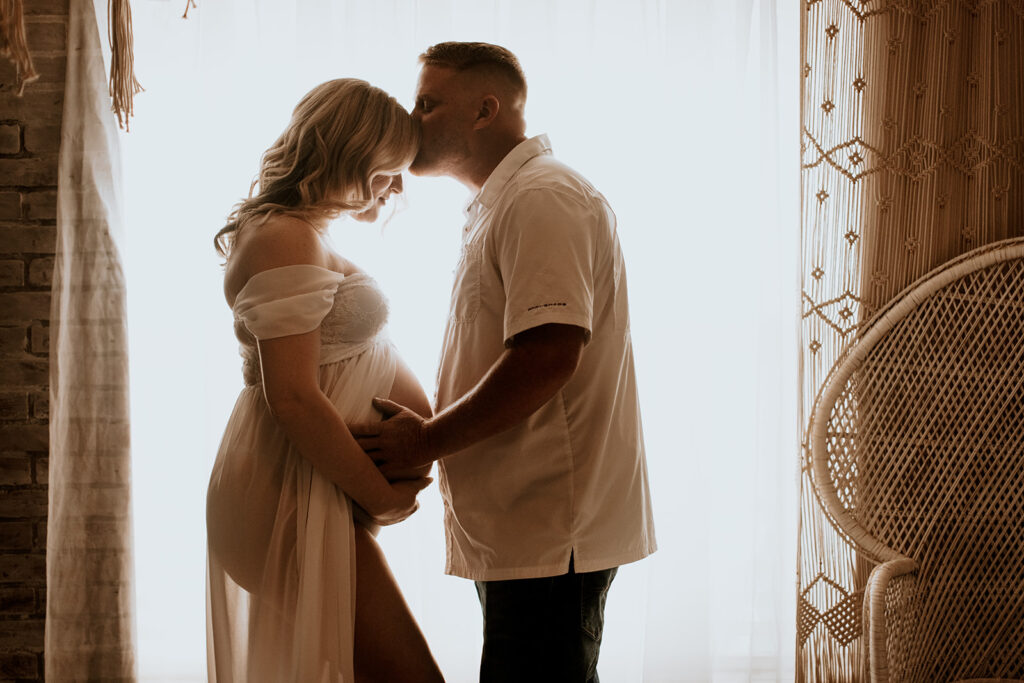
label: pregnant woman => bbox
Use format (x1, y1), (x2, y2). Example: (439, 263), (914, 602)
(206, 78), (444, 682)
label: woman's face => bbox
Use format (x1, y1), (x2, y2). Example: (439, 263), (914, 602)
(352, 172), (404, 223)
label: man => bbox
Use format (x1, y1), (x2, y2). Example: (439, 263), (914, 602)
(354, 42), (656, 682)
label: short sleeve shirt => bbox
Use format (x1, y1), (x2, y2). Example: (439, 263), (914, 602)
(435, 135), (657, 581)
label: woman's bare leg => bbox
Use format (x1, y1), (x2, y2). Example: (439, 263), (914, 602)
(353, 524), (445, 683)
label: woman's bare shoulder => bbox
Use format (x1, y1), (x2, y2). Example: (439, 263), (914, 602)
(224, 215), (331, 303)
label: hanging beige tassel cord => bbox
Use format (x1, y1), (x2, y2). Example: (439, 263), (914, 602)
(108, 0), (143, 131)
(0, 0), (39, 95)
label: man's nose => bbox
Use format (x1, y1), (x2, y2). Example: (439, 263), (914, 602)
(391, 175), (404, 195)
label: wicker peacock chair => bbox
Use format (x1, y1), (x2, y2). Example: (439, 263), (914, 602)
(809, 236), (1024, 683)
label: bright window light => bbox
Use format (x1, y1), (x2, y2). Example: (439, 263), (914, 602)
(121, 2), (799, 681)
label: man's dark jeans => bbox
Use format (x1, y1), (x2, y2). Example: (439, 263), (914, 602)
(474, 556), (618, 683)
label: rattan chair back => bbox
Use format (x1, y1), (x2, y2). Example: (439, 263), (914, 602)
(810, 237), (1024, 683)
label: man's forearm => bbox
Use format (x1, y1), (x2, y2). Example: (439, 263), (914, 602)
(425, 325), (584, 459)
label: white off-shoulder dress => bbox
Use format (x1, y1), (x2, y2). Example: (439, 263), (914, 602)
(206, 264), (395, 683)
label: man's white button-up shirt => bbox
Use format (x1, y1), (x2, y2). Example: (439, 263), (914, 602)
(436, 134), (657, 581)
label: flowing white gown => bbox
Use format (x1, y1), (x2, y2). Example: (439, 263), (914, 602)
(206, 264), (396, 682)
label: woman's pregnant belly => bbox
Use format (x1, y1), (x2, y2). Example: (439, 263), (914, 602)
(209, 347), (431, 586)
(387, 355), (432, 418)
(384, 355), (434, 480)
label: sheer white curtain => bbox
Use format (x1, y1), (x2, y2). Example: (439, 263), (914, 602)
(121, 1), (799, 681)
(47, 0), (136, 679)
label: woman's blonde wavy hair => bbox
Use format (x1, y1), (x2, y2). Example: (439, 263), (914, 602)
(214, 78), (420, 257)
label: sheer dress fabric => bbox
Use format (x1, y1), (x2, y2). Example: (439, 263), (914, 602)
(206, 265), (394, 682)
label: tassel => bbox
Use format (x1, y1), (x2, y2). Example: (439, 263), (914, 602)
(182, 0), (197, 20)
(107, 0), (143, 131)
(0, 0), (39, 96)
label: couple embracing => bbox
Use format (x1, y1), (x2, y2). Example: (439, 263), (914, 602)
(206, 42), (656, 683)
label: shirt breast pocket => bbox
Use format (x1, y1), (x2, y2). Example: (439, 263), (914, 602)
(451, 241), (482, 323)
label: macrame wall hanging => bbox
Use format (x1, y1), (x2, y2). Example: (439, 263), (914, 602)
(0, 0), (38, 94)
(0, 0), (153, 130)
(799, 0), (1023, 680)
(106, 0), (143, 130)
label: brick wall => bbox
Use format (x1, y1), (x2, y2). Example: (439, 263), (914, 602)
(0, 0), (68, 680)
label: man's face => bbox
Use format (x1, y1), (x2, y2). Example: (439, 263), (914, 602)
(410, 65), (476, 177)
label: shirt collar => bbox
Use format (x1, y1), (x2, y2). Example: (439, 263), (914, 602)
(463, 134), (552, 218)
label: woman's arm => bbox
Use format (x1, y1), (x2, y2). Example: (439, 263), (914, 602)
(258, 330), (425, 523)
(234, 218), (426, 523)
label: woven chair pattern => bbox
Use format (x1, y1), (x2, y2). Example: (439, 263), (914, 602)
(811, 238), (1024, 683)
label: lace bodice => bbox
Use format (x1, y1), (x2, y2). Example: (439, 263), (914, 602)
(231, 266), (389, 385)
(301, 272), (388, 345)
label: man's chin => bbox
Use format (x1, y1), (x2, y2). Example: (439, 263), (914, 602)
(409, 155), (438, 177)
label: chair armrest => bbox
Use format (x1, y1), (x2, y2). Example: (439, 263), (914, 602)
(864, 557), (918, 683)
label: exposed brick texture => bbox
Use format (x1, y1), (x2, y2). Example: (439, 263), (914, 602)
(0, 2), (68, 679)
(0, 127), (19, 156)
(0, 194), (19, 221)
(0, 261), (23, 287)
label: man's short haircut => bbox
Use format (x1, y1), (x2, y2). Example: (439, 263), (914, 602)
(419, 41), (527, 102)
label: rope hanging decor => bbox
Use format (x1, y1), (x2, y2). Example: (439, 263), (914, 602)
(107, 0), (143, 131)
(0, 0), (38, 95)
(799, 1), (1024, 679)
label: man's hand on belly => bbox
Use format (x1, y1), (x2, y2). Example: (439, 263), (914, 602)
(351, 398), (439, 479)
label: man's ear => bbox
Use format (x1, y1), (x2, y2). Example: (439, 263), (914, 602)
(473, 95), (501, 130)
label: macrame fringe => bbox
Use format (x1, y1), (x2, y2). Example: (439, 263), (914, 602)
(107, 0), (143, 131)
(0, 0), (39, 96)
